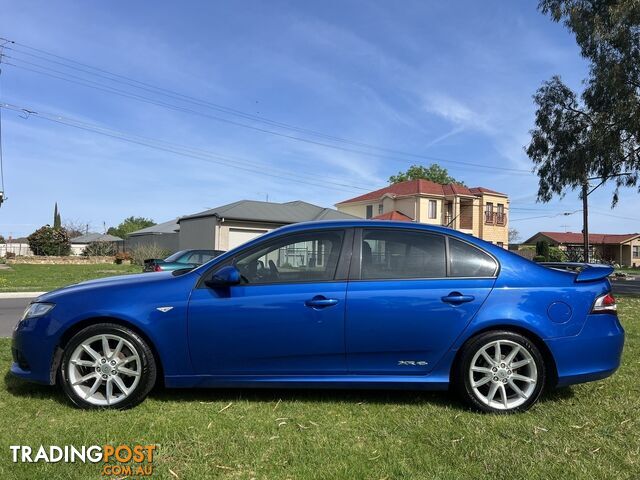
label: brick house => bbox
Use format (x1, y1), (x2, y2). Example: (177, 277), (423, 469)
(524, 231), (640, 267)
(335, 179), (509, 247)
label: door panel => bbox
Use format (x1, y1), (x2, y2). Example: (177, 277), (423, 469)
(188, 283), (347, 375)
(345, 278), (494, 374)
(187, 228), (351, 375)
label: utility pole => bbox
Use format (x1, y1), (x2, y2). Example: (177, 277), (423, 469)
(581, 172), (632, 264)
(581, 182), (589, 263)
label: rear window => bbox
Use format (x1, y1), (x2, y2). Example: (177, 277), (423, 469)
(449, 238), (497, 277)
(361, 229), (446, 279)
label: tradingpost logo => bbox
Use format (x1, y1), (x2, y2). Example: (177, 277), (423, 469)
(10, 444), (157, 476)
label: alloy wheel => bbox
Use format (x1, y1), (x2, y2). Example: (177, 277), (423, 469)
(468, 339), (538, 411)
(67, 333), (142, 407)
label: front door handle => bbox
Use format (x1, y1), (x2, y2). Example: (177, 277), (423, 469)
(441, 292), (475, 305)
(305, 296), (339, 309)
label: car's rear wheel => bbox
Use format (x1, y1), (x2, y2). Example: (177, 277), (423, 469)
(456, 331), (546, 413)
(60, 323), (156, 409)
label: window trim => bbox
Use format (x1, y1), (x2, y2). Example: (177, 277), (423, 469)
(428, 199), (437, 219)
(350, 227), (499, 281)
(365, 205), (374, 219)
(197, 228), (353, 288)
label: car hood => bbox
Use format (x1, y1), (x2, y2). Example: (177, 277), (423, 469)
(36, 271), (182, 302)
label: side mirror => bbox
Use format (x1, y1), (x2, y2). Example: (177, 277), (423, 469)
(205, 265), (241, 288)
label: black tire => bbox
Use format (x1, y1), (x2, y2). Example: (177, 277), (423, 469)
(454, 330), (546, 413)
(60, 323), (157, 409)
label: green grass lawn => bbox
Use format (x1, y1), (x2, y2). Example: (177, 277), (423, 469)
(0, 264), (142, 292)
(0, 299), (638, 478)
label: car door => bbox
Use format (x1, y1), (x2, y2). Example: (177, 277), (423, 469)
(345, 228), (497, 375)
(187, 229), (351, 375)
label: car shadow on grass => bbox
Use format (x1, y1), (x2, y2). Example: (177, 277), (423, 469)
(4, 371), (575, 410)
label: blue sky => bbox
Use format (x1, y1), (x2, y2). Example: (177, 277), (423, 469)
(0, 0), (637, 240)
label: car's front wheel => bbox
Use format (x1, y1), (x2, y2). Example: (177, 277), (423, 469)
(456, 331), (546, 413)
(60, 323), (157, 409)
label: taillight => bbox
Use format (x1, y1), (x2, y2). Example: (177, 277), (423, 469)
(592, 292), (617, 314)
(153, 265), (162, 272)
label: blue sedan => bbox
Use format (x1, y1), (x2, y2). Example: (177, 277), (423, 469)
(11, 220), (624, 412)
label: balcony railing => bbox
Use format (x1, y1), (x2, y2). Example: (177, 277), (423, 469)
(485, 212), (507, 226)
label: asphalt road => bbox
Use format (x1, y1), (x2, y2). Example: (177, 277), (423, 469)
(0, 279), (638, 338)
(0, 297), (31, 337)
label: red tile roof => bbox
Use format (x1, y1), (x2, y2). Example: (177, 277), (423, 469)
(372, 211), (414, 221)
(532, 231), (640, 245)
(337, 179), (506, 204)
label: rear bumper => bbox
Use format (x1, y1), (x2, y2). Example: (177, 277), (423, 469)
(547, 313), (624, 387)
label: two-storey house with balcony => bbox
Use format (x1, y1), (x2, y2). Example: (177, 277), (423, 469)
(335, 179), (509, 247)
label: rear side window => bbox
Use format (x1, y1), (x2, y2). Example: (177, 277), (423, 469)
(449, 237), (497, 277)
(361, 229), (446, 279)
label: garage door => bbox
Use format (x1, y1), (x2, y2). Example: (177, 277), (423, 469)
(228, 228), (268, 250)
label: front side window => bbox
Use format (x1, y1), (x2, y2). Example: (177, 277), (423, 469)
(449, 237), (497, 277)
(428, 200), (437, 219)
(235, 231), (344, 284)
(633, 246), (640, 258)
(378, 204), (383, 215)
(361, 229), (446, 279)
(366, 205), (373, 219)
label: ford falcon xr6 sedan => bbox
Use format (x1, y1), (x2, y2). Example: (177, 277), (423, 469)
(12, 221), (624, 412)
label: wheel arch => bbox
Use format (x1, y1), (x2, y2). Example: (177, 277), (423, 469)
(51, 316), (165, 387)
(450, 324), (558, 388)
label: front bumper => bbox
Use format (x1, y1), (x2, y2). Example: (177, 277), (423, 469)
(547, 313), (624, 387)
(10, 314), (58, 385)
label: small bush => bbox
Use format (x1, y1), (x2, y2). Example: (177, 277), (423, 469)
(548, 246), (566, 262)
(114, 251), (132, 264)
(27, 225), (71, 256)
(535, 240), (550, 261)
(82, 241), (117, 257)
(130, 244), (170, 266)
(5, 252), (15, 259)
(533, 255), (546, 262)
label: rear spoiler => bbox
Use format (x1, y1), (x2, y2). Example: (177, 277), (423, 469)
(539, 262), (614, 282)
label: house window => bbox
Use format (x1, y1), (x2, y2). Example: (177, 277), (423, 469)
(496, 204), (505, 225)
(428, 200), (437, 219)
(485, 202), (494, 224)
(366, 205), (373, 219)
(378, 204), (383, 215)
(497, 242), (504, 248)
(634, 246), (640, 258)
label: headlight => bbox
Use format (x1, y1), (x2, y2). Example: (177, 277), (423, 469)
(21, 302), (55, 320)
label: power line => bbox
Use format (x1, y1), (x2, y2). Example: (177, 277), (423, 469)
(0, 37), (533, 175)
(0, 101), (380, 195)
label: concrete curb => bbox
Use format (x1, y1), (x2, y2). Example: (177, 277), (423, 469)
(0, 292), (47, 299)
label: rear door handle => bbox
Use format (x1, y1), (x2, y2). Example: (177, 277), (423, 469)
(441, 292), (475, 305)
(305, 296), (339, 309)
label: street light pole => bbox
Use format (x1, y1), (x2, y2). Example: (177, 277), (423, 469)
(582, 172), (632, 264)
(581, 182), (589, 263)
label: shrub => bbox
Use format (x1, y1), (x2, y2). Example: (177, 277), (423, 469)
(533, 255), (546, 262)
(27, 225), (71, 256)
(5, 252), (15, 259)
(129, 244), (170, 266)
(548, 246), (566, 262)
(114, 251), (132, 264)
(82, 241), (117, 257)
(535, 240), (550, 261)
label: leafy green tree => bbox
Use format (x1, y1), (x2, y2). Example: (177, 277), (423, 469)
(107, 216), (155, 239)
(389, 164), (465, 185)
(527, 0), (640, 206)
(536, 240), (550, 261)
(53, 203), (61, 229)
(27, 225), (71, 256)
